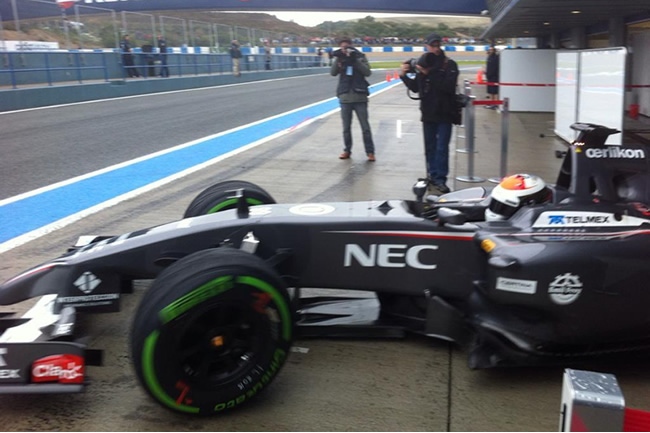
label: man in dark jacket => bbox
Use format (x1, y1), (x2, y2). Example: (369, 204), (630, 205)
(485, 46), (500, 108)
(157, 34), (169, 78)
(120, 34), (140, 78)
(331, 38), (375, 161)
(400, 33), (459, 194)
(230, 40), (242, 77)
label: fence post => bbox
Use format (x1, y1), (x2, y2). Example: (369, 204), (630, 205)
(489, 97), (510, 183)
(456, 96), (486, 183)
(73, 51), (82, 83)
(456, 80), (476, 154)
(44, 52), (52, 86)
(102, 52), (108, 82)
(8, 52), (17, 89)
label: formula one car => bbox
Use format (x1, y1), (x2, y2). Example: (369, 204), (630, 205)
(0, 123), (649, 415)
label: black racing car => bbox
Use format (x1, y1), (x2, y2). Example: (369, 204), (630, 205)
(0, 123), (649, 415)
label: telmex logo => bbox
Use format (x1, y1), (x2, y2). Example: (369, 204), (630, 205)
(585, 148), (645, 159)
(344, 244), (438, 269)
(549, 215), (610, 225)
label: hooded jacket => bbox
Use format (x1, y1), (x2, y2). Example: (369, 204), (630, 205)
(401, 52), (459, 123)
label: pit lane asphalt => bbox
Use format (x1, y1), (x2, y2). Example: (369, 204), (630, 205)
(2, 70), (650, 431)
(0, 73), (388, 200)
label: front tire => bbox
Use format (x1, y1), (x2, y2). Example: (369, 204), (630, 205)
(184, 180), (275, 218)
(131, 248), (293, 415)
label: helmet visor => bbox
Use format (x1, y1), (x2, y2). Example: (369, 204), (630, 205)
(487, 198), (519, 218)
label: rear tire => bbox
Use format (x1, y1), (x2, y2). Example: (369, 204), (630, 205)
(131, 248), (293, 415)
(184, 180), (275, 218)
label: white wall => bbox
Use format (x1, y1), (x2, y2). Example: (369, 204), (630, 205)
(577, 48), (627, 145)
(500, 49), (558, 112)
(554, 52), (579, 142)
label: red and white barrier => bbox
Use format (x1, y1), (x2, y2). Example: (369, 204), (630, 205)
(561, 369), (650, 432)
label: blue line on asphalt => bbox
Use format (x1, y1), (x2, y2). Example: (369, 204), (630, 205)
(0, 80), (396, 244)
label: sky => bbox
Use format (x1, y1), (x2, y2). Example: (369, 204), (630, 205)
(256, 12), (425, 27)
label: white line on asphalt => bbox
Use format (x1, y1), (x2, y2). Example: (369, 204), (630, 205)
(396, 119), (415, 138)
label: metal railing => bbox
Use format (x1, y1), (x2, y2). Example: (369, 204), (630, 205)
(0, 50), (323, 88)
(455, 79), (511, 184)
(1, 51), (110, 88)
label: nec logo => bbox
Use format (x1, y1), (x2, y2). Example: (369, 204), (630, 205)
(344, 244), (438, 269)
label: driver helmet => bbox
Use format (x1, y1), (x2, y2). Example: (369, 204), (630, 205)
(485, 174), (550, 221)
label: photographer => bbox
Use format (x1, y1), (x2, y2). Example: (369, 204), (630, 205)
(400, 33), (459, 194)
(330, 38), (375, 161)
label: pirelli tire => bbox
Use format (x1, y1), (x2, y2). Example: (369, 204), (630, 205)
(184, 180), (276, 218)
(130, 248), (293, 415)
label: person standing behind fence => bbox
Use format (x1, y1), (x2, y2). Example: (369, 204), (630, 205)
(230, 40), (242, 77)
(399, 33), (458, 194)
(330, 38), (375, 161)
(265, 43), (272, 70)
(485, 46), (500, 109)
(120, 34), (140, 78)
(157, 34), (169, 78)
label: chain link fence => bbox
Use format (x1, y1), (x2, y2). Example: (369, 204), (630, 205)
(189, 20), (214, 51)
(121, 11), (155, 49)
(159, 15), (188, 48)
(73, 4), (119, 50)
(3, 4), (311, 53)
(213, 23), (234, 53)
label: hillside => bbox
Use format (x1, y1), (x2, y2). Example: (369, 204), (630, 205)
(374, 15), (490, 28)
(2, 11), (490, 48)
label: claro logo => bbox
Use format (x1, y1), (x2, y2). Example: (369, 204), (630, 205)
(344, 244), (438, 269)
(31, 354), (84, 384)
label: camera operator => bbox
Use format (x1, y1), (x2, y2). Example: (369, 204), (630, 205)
(399, 33), (459, 194)
(330, 38), (375, 161)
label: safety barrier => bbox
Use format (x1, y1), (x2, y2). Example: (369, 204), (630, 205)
(455, 79), (510, 184)
(0, 51), (321, 88)
(560, 369), (650, 432)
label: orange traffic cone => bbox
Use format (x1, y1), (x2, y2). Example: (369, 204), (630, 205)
(386, 72), (392, 82)
(476, 69), (486, 84)
(393, 71), (399, 80)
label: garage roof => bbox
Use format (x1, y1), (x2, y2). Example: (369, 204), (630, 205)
(482, 0), (650, 39)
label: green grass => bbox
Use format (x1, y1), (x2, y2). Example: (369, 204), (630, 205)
(371, 60), (485, 69)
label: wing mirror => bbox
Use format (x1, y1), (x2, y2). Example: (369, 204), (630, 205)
(438, 207), (467, 226)
(412, 179), (428, 203)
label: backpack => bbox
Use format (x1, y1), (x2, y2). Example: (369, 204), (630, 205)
(443, 57), (467, 125)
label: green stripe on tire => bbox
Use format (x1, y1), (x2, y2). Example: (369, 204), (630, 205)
(235, 276), (292, 341)
(142, 330), (200, 414)
(208, 198), (264, 214)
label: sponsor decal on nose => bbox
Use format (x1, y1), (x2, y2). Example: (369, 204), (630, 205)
(31, 354), (84, 384)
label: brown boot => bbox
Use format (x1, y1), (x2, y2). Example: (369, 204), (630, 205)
(339, 151), (351, 160)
